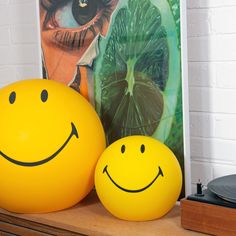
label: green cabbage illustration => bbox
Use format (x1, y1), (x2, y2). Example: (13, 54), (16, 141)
(93, 0), (183, 165)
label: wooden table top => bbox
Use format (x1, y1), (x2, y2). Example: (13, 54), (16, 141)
(0, 191), (205, 236)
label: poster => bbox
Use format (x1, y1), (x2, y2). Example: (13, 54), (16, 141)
(39, 0), (190, 196)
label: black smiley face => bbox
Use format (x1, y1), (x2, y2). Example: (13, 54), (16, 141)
(103, 144), (164, 193)
(0, 89), (79, 167)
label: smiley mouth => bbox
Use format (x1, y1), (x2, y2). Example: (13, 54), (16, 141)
(0, 122), (78, 167)
(103, 165), (164, 193)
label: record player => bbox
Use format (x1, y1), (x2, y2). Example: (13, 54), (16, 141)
(181, 175), (236, 235)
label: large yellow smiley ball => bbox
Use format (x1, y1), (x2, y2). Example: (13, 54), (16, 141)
(95, 136), (182, 221)
(0, 79), (105, 213)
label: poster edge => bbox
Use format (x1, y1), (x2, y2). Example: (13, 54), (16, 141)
(180, 0), (192, 196)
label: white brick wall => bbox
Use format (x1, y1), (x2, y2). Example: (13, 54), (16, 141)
(188, 0), (236, 192)
(0, 0), (41, 88)
(1, 1), (236, 194)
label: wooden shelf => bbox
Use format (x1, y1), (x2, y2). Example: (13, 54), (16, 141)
(181, 198), (236, 236)
(0, 191), (204, 235)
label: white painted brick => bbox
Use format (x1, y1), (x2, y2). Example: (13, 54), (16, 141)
(0, 46), (10, 65)
(189, 87), (236, 113)
(11, 24), (39, 44)
(0, 65), (41, 88)
(15, 65), (42, 81)
(191, 137), (236, 163)
(8, 44), (40, 65)
(189, 112), (215, 138)
(191, 161), (213, 186)
(187, 37), (212, 62)
(0, 5), (9, 26)
(0, 0), (9, 4)
(187, 0), (236, 9)
(189, 87), (212, 112)
(0, 2), (42, 81)
(9, 2), (37, 25)
(187, 9), (211, 37)
(211, 7), (236, 34)
(10, 0), (32, 4)
(188, 62), (215, 87)
(210, 89), (236, 113)
(214, 114), (236, 140)
(191, 184), (196, 194)
(0, 66), (16, 87)
(215, 62), (236, 89)
(0, 45), (40, 66)
(188, 35), (236, 62)
(0, 27), (10, 45)
(213, 165), (236, 179)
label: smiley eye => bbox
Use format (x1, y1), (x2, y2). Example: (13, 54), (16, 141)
(41, 89), (48, 102)
(140, 144), (145, 153)
(9, 91), (16, 104)
(121, 145), (126, 153)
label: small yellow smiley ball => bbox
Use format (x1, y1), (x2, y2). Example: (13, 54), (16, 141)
(0, 79), (106, 213)
(95, 136), (182, 221)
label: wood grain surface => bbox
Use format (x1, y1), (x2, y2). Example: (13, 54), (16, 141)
(181, 198), (236, 236)
(0, 191), (204, 235)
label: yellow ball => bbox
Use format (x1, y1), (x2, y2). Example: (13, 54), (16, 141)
(95, 136), (182, 221)
(0, 79), (106, 213)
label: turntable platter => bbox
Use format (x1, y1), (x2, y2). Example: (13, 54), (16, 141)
(208, 174), (236, 203)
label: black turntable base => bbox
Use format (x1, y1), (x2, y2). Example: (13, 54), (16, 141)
(187, 188), (236, 209)
(181, 175), (236, 235)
